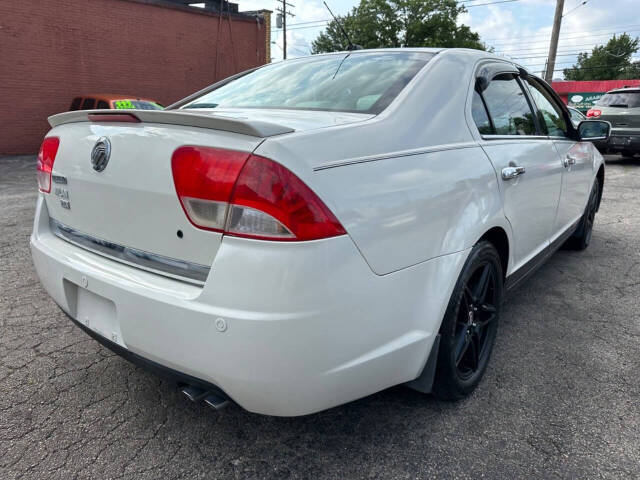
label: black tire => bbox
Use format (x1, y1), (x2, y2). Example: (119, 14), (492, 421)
(565, 180), (600, 251)
(433, 241), (503, 400)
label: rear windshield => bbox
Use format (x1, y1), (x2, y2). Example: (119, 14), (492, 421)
(181, 52), (433, 114)
(596, 91), (640, 108)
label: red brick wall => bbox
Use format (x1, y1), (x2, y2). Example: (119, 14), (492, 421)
(0, 0), (267, 154)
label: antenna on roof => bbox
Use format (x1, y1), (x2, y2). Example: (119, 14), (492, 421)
(322, 1), (362, 51)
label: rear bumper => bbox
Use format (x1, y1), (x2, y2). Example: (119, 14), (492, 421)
(31, 196), (467, 416)
(61, 308), (230, 399)
(594, 131), (640, 151)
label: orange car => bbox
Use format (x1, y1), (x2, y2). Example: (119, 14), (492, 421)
(68, 94), (163, 111)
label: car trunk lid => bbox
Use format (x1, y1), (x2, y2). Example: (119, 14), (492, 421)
(44, 109), (371, 283)
(44, 120), (265, 283)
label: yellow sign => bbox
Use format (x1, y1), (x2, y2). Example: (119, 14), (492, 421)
(114, 100), (134, 109)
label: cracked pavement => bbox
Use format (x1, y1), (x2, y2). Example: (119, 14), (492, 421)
(1, 154), (639, 479)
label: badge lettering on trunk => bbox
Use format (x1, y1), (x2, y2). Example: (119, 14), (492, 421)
(54, 183), (71, 209)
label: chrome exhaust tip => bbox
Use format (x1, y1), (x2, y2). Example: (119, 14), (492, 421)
(204, 393), (230, 410)
(181, 385), (231, 410)
(181, 385), (209, 402)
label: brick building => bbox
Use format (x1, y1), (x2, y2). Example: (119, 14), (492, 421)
(0, 0), (270, 154)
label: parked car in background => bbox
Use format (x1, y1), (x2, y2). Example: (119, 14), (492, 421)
(587, 87), (640, 157)
(32, 49), (610, 416)
(568, 106), (586, 127)
(69, 94), (163, 111)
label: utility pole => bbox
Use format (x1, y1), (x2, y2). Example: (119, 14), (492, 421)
(545, 0), (565, 83)
(276, 0), (295, 59)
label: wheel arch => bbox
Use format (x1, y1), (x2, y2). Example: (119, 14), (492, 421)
(478, 226), (510, 279)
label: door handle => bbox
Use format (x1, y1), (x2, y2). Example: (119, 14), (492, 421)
(564, 155), (577, 167)
(501, 166), (526, 180)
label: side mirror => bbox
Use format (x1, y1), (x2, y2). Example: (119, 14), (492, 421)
(578, 120), (611, 141)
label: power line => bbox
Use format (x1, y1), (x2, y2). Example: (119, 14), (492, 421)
(494, 42), (604, 53)
(465, 0), (521, 7)
(488, 29), (640, 48)
(285, 18), (330, 26)
(562, 0), (588, 18)
(532, 63), (639, 74)
(482, 23), (640, 42)
(510, 52), (592, 59)
(272, 22), (328, 33)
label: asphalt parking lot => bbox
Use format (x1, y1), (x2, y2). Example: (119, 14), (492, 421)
(1, 154), (639, 479)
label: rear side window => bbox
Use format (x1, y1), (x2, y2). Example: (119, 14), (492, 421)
(96, 100), (110, 109)
(69, 97), (82, 111)
(181, 52), (433, 114)
(81, 98), (96, 110)
(597, 91), (640, 108)
(479, 74), (536, 136)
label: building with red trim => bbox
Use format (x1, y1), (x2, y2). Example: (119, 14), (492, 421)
(552, 80), (640, 111)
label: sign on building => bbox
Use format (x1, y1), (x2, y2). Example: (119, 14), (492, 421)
(568, 92), (604, 112)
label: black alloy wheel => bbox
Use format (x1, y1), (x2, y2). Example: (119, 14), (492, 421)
(567, 180), (600, 251)
(454, 262), (499, 380)
(433, 241), (503, 400)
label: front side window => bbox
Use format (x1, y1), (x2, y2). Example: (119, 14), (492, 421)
(480, 74), (537, 136)
(181, 52), (433, 114)
(525, 79), (568, 138)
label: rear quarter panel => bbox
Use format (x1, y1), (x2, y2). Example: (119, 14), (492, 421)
(308, 146), (506, 275)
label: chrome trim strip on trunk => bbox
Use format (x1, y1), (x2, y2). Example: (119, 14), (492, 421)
(49, 218), (210, 285)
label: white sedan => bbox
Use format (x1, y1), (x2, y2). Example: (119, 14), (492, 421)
(31, 48), (610, 416)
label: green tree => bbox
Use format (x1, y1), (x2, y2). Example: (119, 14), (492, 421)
(563, 34), (640, 80)
(311, 0), (485, 54)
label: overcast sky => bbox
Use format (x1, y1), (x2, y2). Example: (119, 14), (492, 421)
(235, 0), (640, 79)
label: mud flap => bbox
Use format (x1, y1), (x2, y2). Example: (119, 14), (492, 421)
(405, 334), (440, 393)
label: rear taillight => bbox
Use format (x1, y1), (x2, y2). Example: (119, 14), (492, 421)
(586, 109), (601, 118)
(171, 146), (346, 241)
(36, 137), (60, 193)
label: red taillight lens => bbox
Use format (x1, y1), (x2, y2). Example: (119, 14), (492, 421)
(36, 137), (60, 193)
(171, 146), (346, 241)
(172, 146), (250, 232)
(228, 155), (346, 240)
(586, 109), (601, 118)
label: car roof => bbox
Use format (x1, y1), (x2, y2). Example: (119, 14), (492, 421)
(605, 87), (640, 94)
(292, 47), (533, 75)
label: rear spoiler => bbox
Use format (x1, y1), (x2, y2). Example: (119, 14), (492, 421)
(47, 109), (295, 138)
